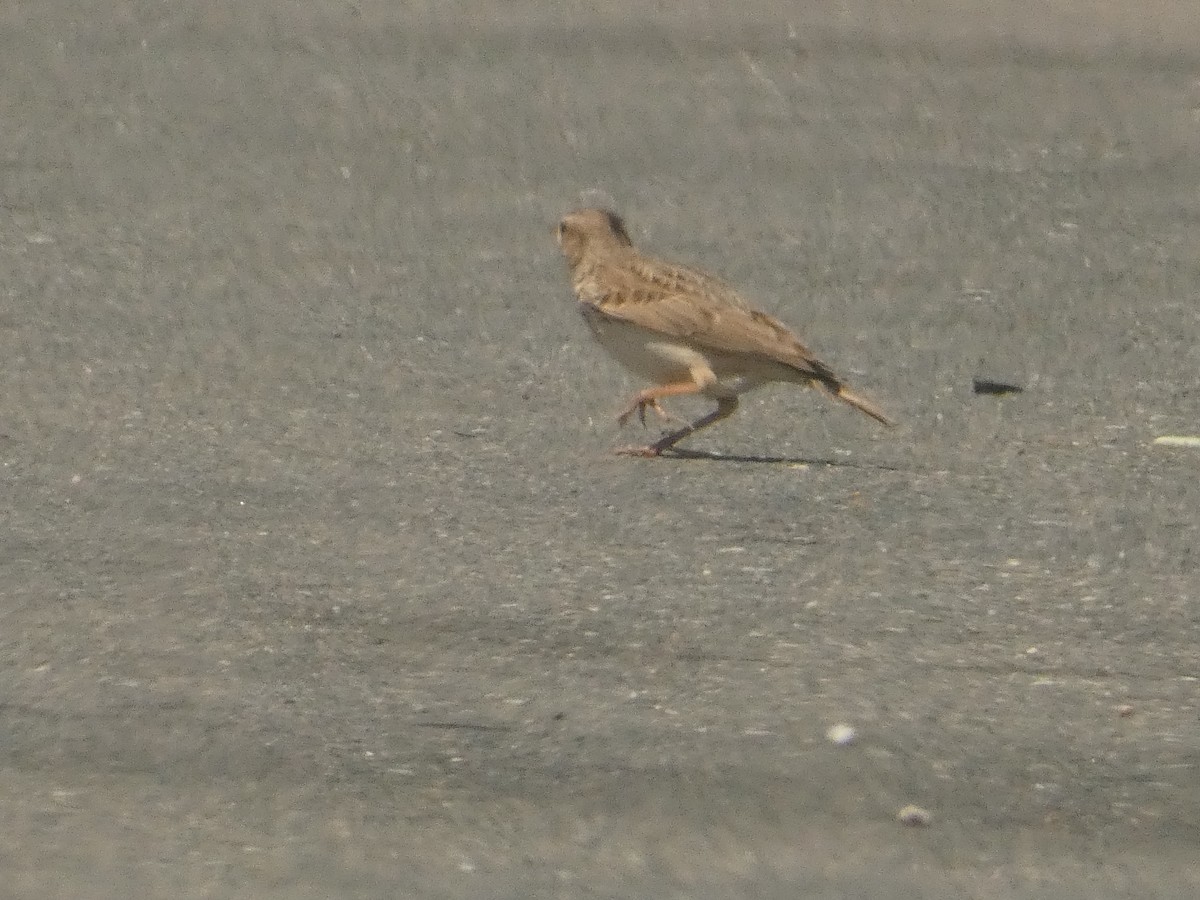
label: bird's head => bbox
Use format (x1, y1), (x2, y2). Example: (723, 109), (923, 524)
(554, 208), (633, 267)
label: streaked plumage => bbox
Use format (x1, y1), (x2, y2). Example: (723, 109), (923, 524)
(555, 207), (894, 456)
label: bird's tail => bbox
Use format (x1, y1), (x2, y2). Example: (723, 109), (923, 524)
(828, 384), (896, 427)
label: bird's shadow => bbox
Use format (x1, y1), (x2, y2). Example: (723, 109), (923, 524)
(657, 447), (912, 471)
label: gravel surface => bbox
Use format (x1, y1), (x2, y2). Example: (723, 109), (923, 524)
(3, 2), (1199, 897)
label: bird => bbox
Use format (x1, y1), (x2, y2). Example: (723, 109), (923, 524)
(554, 207), (894, 456)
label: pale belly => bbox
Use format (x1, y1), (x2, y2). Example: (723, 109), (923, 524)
(580, 304), (792, 398)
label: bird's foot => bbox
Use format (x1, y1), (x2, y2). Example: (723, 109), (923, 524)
(613, 444), (665, 458)
(616, 397), (682, 429)
(616, 398), (654, 428)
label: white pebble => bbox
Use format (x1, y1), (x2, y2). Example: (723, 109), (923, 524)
(897, 804), (932, 827)
(825, 724), (857, 746)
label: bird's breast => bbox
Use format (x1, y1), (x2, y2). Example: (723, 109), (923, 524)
(579, 303), (709, 383)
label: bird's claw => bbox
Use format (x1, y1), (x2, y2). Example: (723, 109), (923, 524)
(617, 398), (676, 429)
(614, 444), (664, 458)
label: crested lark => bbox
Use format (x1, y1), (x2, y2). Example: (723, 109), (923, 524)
(555, 207), (894, 456)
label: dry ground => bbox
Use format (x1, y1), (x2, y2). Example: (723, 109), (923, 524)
(2, 2), (1199, 897)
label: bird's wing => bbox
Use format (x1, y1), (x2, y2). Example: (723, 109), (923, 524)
(584, 257), (841, 385)
(625, 254), (752, 311)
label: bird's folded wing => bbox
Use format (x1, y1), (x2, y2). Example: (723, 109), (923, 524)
(586, 286), (840, 384)
(625, 255), (750, 310)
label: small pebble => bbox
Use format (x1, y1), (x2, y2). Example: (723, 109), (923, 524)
(1116, 704), (1135, 718)
(897, 805), (932, 827)
(825, 724), (857, 746)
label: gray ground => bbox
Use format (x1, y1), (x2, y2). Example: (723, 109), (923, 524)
(3, 2), (1199, 897)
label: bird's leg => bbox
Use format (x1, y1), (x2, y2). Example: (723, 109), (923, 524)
(613, 378), (738, 456)
(616, 388), (688, 429)
(614, 396), (660, 428)
(647, 396), (739, 455)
